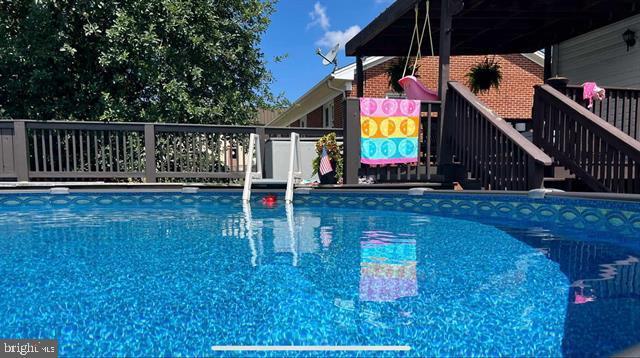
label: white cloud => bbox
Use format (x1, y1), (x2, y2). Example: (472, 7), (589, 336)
(315, 25), (361, 50)
(308, 2), (360, 50)
(308, 2), (330, 31)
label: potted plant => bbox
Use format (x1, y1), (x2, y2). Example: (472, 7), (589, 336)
(466, 56), (502, 94)
(312, 132), (343, 184)
(386, 57), (421, 94)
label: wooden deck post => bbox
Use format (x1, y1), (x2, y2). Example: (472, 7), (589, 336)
(12, 120), (29, 181)
(527, 157), (545, 189)
(356, 56), (364, 98)
(255, 127), (267, 177)
(144, 124), (157, 183)
(551, 44), (560, 77)
(531, 86), (543, 148)
(544, 45), (552, 81)
(343, 98), (361, 184)
(438, 91), (454, 166)
(436, 0), (452, 167)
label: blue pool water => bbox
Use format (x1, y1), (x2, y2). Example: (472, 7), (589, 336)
(0, 192), (639, 356)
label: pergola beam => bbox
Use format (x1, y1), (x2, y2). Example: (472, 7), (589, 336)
(356, 56), (364, 98)
(346, 0), (640, 57)
(345, 0), (418, 58)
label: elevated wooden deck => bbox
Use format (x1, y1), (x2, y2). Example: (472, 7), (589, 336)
(2, 80), (639, 193)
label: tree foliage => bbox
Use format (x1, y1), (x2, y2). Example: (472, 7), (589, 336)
(0, 0), (285, 124)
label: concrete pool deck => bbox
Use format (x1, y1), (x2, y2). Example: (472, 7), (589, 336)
(0, 181), (639, 203)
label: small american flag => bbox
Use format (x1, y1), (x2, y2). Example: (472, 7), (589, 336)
(319, 146), (333, 175)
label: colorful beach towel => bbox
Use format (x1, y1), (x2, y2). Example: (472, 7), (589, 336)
(360, 98), (420, 165)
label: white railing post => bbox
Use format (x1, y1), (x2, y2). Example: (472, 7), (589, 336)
(242, 202), (258, 266)
(285, 132), (301, 203)
(286, 203), (298, 266)
(242, 133), (260, 202)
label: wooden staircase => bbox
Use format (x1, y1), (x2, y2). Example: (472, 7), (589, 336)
(442, 82), (640, 194)
(532, 84), (640, 193)
(441, 81), (553, 191)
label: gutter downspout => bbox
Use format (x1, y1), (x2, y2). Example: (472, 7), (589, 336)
(326, 76), (346, 99)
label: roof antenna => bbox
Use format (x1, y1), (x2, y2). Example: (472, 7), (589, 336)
(316, 43), (339, 73)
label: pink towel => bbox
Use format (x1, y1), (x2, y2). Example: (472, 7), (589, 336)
(582, 82), (605, 109)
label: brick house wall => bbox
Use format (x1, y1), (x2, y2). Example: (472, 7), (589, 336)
(307, 107), (323, 127)
(351, 54), (542, 121)
(299, 54), (542, 128)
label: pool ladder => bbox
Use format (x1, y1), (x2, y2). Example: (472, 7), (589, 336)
(242, 132), (301, 204)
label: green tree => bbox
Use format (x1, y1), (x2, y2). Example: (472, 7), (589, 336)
(0, 0), (284, 124)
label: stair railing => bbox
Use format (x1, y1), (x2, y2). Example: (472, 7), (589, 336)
(442, 81), (552, 190)
(564, 85), (640, 141)
(533, 84), (640, 193)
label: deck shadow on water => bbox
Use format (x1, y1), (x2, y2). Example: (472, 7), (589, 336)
(499, 225), (640, 357)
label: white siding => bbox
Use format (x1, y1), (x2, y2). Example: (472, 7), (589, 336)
(557, 14), (640, 88)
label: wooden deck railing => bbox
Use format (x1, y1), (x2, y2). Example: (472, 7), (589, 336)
(443, 81), (552, 190)
(533, 84), (640, 193)
(565, 85), (640, 141)
(0, 120), (341, 182)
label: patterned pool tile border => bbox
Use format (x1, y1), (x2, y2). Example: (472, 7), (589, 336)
(293, 192), (640, 236)
(0, 191), (639, 236)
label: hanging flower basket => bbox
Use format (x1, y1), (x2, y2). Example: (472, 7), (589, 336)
(466, 56), (502, 94)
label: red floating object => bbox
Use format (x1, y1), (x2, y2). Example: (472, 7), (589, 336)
(261, 194), (277, 208)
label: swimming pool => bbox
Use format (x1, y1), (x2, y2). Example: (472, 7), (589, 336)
(0, 190), (639, 356)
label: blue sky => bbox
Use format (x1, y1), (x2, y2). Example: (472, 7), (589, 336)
(261, 0), (395, 102)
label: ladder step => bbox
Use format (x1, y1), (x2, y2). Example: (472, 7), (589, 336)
(253, 179), (287, 185)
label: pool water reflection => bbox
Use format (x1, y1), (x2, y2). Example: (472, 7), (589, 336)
(360, 231), (417, 302)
